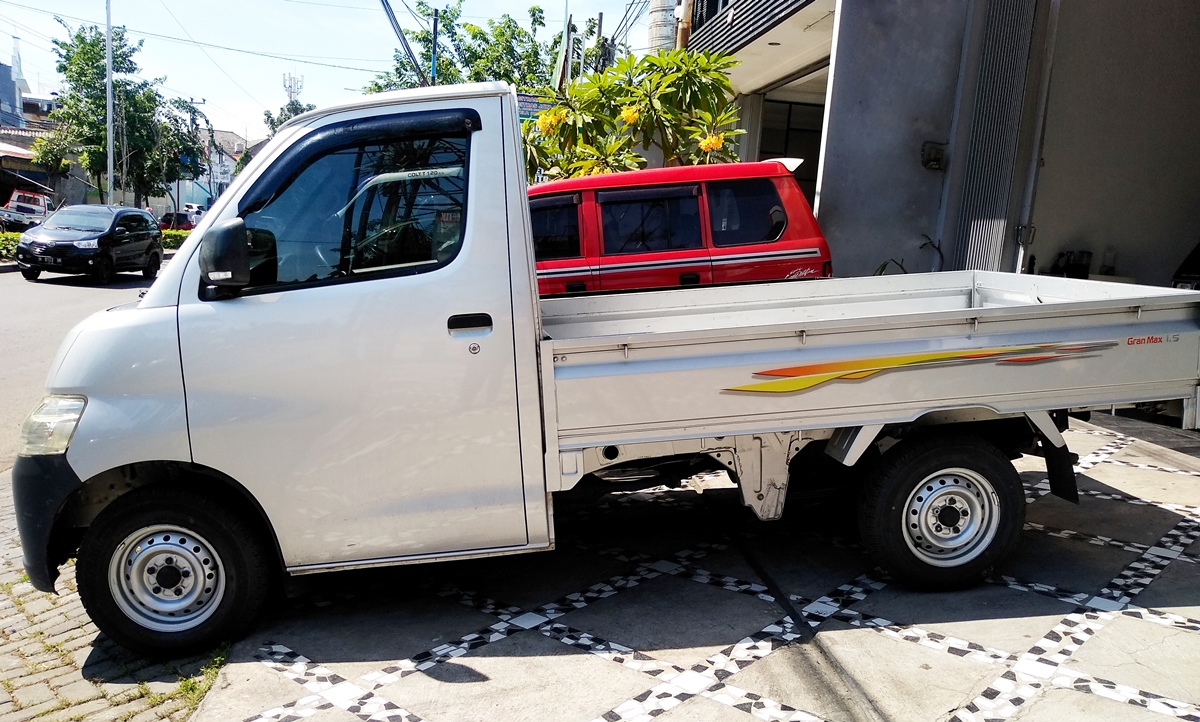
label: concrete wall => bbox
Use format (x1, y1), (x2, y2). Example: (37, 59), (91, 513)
(1030, 0), (1200, 285)
(816, 0), (971, 277)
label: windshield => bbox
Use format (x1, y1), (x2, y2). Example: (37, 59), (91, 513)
(44, 208), (114, 232)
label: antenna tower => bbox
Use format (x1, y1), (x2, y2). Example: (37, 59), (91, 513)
(283, 73), (305, 102)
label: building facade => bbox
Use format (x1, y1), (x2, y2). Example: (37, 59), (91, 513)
(689, 0), (1200, 284)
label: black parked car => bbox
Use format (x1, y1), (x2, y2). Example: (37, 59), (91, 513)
(14, 205), (165, 285)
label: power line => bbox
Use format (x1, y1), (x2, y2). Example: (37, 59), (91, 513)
(155, 0), (268, 110)
(0, 0), (391, 71)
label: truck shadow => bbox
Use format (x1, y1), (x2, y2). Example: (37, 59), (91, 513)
(75, 468), (1200, 700)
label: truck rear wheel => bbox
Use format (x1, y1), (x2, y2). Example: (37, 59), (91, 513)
(76, 486), (271, 656)
(858, 435), (1024, 589)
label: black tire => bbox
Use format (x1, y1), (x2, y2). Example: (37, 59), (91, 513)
(143, 253), (161, 279)
(92, 256), (114, 285)
(20, 269), (40, 281)
(76, 486), (272, 657)
(858, 434), (1024, 590)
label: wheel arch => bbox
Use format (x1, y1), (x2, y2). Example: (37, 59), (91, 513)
(49, 460), (284, 579)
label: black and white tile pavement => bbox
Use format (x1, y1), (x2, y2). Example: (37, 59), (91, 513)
(224, 422), (1200, 722)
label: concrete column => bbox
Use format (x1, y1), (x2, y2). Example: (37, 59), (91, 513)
(734, 93), (764, 162)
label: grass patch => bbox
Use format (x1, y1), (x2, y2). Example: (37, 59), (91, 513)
(137, 645), (229, 715)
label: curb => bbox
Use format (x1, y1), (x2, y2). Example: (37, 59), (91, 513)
(0, 250), (177, 275)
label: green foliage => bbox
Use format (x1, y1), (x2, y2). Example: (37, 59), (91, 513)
(263, 100), (316, 137)
(366, 1), (551, 93)
(39, 20), (210, 204)
(233, 148), (254, 176)
(522, 49), (745, 181)
(0, 232), (19, 260)
(161, 229), (190, 248)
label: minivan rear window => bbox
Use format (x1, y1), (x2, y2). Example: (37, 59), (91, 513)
(530, 195), (580, 260)
(599, 185), (702, 255)
(707, 178), (787, 247)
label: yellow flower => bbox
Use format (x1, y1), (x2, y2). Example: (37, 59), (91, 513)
(537, 110), (564, 135)
(619, 105), (640, 125)
(698, 133), (725, 152)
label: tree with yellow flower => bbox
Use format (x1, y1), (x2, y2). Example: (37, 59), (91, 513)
(523, 49), (745, 182)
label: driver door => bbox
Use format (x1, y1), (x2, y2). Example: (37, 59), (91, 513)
(176, 100), (531, 568)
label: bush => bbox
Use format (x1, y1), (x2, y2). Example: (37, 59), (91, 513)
(161, 230), (190, 249)
(0, 232), (19, 261)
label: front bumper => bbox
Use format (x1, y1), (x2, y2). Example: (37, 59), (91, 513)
(14, 244), (103, 274)
(11, 455), (83, 592)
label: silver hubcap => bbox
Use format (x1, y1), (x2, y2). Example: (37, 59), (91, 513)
(108, 525), (225, 632)
(902, 468), (1001, 567)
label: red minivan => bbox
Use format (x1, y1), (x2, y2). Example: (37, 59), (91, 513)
(528, 160), (831, 295)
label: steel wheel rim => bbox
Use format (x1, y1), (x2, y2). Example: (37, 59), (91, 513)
(108, 525), (226, 632)
(902, 467), (1001, 567)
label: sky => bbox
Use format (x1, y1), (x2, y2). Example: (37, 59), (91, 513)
(2, 0), (648, 141)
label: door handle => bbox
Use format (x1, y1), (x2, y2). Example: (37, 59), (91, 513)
(448, 313), (493, 331)
(679, 272), (701, 285)
(565, 282), (587, 293)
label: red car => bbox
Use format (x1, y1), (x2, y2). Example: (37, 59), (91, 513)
(528, 160), (831, 295)
(159, 212), (195, 231)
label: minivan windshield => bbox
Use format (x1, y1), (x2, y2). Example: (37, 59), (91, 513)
(44, 207), (114, 232)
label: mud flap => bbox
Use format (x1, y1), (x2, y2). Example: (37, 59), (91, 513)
(1026, 410), (1080, 504)
(1042, 439), (1080, 504)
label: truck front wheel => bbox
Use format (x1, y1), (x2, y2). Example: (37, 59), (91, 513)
(76, 486), (271, 656)
(858, 435), (1024, 589)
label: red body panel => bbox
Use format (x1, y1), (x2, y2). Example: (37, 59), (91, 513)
(528, 161), (831, 296)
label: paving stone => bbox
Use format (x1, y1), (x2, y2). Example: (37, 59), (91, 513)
(83, 698), (153, 722)
(38, 697), (110, 721)
(54, 678), (100, 703)
(10, 681), (53, 707)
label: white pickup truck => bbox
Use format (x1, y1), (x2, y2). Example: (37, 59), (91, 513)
(14, 83), (1200, 655)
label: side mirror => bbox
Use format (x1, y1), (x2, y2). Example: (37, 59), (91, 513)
(768, 206), (787, 241)
(113, 226), (129, 238)
(199, 218), (251, 287)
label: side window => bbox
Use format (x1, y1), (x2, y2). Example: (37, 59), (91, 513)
(142, 212), (161, 234)
(529, 194), (580, 261)
(598, 186), (702, 255)
(241, 134), (469, 290)
(707, 178), (788, 247)
(119, 214), (144, 233)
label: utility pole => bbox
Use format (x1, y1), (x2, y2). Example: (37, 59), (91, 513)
(430, 9), (438, 85)
(379, 0), (429, 86)
(105, 0), (114, 205)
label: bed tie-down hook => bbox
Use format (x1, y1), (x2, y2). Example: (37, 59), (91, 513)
(797, 330), (807, 345)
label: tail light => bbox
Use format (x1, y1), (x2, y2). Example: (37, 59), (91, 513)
(822, 260), (833, 277)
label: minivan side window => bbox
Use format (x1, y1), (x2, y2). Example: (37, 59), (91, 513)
(599, 185), (702, 255)
(706, 178), (787, 247)
(241, 134), (469, 290)
(529, 194), (580, 260)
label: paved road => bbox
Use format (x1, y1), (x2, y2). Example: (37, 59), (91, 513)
(0, 269), (155, 470)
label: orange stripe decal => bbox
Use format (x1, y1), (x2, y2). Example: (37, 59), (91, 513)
(727, 341), (1118, 394)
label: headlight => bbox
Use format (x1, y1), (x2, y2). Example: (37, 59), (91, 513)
(19, 396), (87, 456)
(73, 239), (98, 249)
